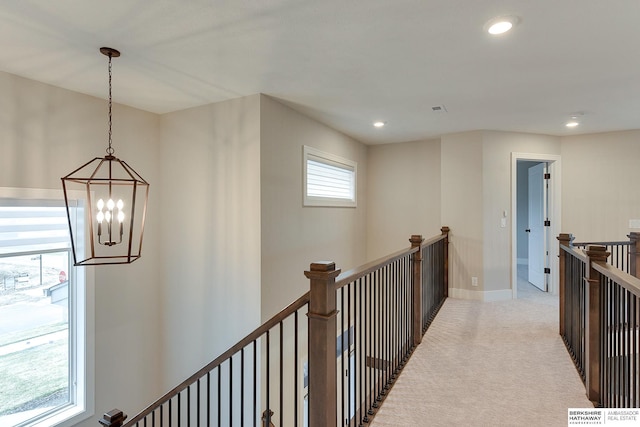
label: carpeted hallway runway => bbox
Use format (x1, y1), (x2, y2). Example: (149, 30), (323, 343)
(370, 267), (593, 427)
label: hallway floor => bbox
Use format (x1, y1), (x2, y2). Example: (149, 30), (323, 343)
(370, 266), (593, 427)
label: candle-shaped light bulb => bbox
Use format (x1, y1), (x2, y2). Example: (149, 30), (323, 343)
(117, 210), (125, 223)
(105, 211), (112, 223)
(107, 199), (115, 211)
(117, 199), (124, 210)
(97, 211), (105, 223)
(97, 199), (105, 210)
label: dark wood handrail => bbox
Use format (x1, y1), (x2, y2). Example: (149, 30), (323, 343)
(560, 243), (588, 263)
(573, 240), (632, 247)
(593, 261), (640, 298)
(335, 246), (418, 289)
(334, 233), (447, 290)
(122, 291), (311, 426)
(421, 233), (447, 249)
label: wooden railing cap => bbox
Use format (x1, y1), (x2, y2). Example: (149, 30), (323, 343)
(308, 261), (336, 272)
(557, 233), (574, 241)
(586, 245), (610, 261)
(99, 409), (127, 427)
(409, 235), (424, 246)
(305, 261), (341, 280)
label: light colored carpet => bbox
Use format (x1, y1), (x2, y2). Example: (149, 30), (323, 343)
(370, 269), (593, 427)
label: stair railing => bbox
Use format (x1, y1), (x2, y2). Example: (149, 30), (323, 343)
(558, 232), (640, 408)
(101, 228), (449, 427)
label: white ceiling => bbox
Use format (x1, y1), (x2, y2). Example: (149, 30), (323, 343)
(1, 0), (639, 145)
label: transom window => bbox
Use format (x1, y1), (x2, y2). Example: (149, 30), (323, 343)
(303, 146), (357, 207)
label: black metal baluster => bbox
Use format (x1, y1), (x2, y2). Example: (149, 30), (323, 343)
(610, 284), (620, 408)
(392, 260), (398, 379)
(358, 277), (365, 426)
(633, 295), (638, 407)
(279, 322), (283, 427)
(377, 267), (383, 400)
(230, 356), (234, 426)
(341, 286), (345, 426)
(625, 288), (630, 407)
(604, 278), (610, 406)
(373, 268), (379, 408)
(366, 272), (373, 421)
(241, 349), (245, 427)
(218, 364), (222, 426)
(382, 264), (388, 395)
(266, 331), (270, 427)
(197, 379), (200, 427)
(253, 340), (257, 427)
(294, 311), (298, 427)
(347, 282), (352, 427)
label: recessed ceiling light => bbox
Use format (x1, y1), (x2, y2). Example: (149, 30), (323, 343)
(565, 112), (584, 128)
(485, 15), (520, 35)
(373, 121), (386, 128)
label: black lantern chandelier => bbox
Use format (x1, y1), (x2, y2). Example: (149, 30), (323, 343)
(62, 48), (149, 266)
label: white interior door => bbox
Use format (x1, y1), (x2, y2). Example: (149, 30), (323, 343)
(528, 163), (546, 291)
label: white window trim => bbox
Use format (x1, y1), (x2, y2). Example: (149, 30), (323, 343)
(303, 146), (357, 207)
(0, 187), (94, 427)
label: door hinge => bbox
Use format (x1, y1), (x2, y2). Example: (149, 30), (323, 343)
(544, 220), (551, 227)
(544, 268), (551, 274)
(544, 173), (551, 180)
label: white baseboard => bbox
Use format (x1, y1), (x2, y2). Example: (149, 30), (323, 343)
(449, 287), (513, 302)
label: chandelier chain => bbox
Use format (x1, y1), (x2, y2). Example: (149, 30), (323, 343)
(107, 52), (114, 156)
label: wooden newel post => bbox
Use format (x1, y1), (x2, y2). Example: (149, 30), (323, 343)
(557, 233), (574, 336)
(305, 261), (341, 427)
(629, 232), (640, 279)
(584, 245), (609, 404)
(99, 409), (127, 427)
(410, 235), (424, 347)
(441, 227), (450, 298)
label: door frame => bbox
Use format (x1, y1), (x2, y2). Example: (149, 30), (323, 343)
(510, 152), (562, 298)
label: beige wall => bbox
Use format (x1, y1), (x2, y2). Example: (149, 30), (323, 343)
(366, 138), (441, 260)
(561, 130), (640, 241)
(260, 95), (368, 320)
(441, 132), (484, 296)
(159, 95), (262, 387)
(439, 131), (561, 299)
(0, 71), (163, 426)
(482, 131), (560, 295)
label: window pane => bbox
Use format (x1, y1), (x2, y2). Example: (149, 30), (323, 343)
(306, 160), (354, 199)
(0, 250), (70, 423)
(303, 146), (357, 207)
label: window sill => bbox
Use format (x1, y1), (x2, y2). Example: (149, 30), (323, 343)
(33, 405), (92, 427)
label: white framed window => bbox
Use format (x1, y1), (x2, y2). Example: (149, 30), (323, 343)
(0, 188), (94, 427)
(303, 146), (357, 207)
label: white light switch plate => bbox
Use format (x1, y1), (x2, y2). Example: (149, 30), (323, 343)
(630, 219), (640, 229)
